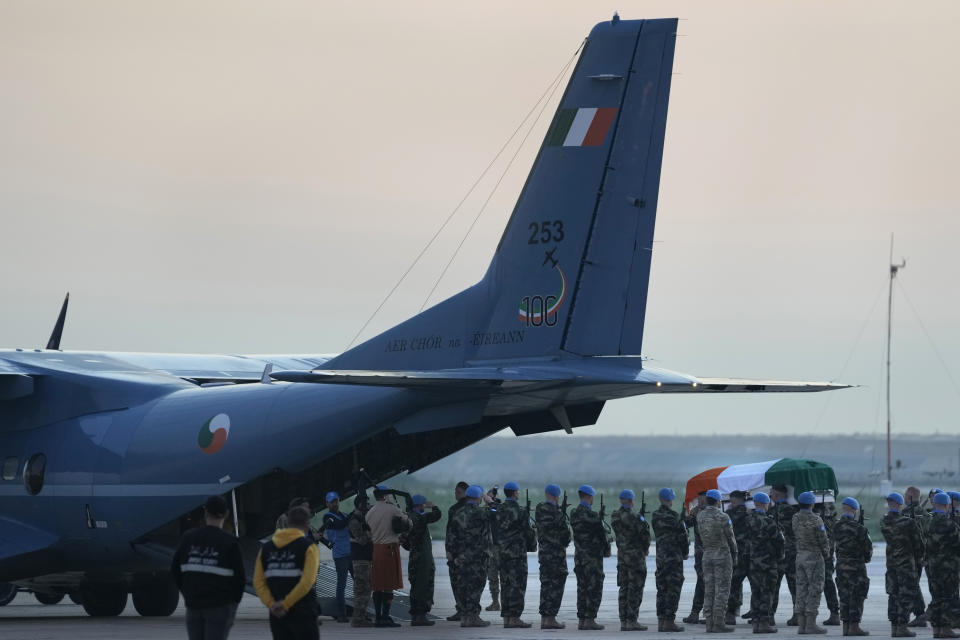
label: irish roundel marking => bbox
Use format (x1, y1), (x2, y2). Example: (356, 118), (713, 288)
(198, 413), (231, 454)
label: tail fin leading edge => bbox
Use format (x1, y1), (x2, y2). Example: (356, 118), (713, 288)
(328, 18), (677, 371)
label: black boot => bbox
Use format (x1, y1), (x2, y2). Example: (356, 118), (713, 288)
(379, 596), (401, 627)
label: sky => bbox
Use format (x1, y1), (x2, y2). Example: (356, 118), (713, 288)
(1, 1), (958, 441)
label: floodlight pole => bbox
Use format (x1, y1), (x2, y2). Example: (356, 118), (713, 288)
(886, 234), (906, 482)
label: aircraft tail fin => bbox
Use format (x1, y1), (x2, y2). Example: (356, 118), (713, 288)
(328, 17), (677, 371)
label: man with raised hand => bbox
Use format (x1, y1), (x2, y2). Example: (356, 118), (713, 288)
(570, 484), (610, 631)
(882, 492), (925, 638)
(611, 488), (651, 631)
(497, 481), (532, 628)
(448, 485), (493, 628)
(652, 487), (689, 632)
(746, 491), (782, 635)
(536, 483), (571, 630)
(833, 497), (871, 637)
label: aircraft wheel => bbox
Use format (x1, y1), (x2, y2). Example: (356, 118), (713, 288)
(132, 578), (179, 617)
(68, 591), (83, 605)
(35, 591), (65, 605)
(80, 586), (127, 617)
(0, 583), (17, 606)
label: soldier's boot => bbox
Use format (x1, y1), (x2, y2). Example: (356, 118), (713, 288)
(846, 622), (870, 636)
(621, 620), (647, 631)
(824, 612), (842, 626)
(892, 623), (916, 638)
(788, 614), (801, 627)
(934, 627), (960, 639)
(803, 614), (827, 635)
(727, 613), (738, 626)
(486, 592), (501, 612)
(446, 608), (462, 622)
(798, 615), (808, 634)
(684, 609), (704, 624)
(755, 619), (778, 634)
(908, 614), (927, 628)
(504, 616), (532, 629)
(580, 618), (605, 631)
(410, 614), (434, 626)
(541, 615), (566, 629)
(712, 620), (736, 633)
(462, 614), (491, 628)
(351, 616), (374, 628)
(661, 617), (685, 632)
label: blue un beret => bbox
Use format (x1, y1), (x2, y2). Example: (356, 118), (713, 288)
(948, 491), (960, 502)
(842, 497), (860, 511)
(376, 484), (389, 491)
(411, 494), (427, 506)
(886, 492), (904, 505)
(504, 481), (519, 491)
(933, 493), (950, 506)
(797, 491), (816, 505)
(620, 489), (635, 500)
(658, 487), (675, 501)
(706, 489), (722, 501)
(578, 485), (596, 497)
(545, 483), (562, 497)
(325, 491), (339, 502)
(932, 488), (945, 495)
(465, 485), (483, 499)
(753, 492), (770, 504)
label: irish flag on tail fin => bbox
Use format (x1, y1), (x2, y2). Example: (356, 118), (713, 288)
(546, 107), (618, 147)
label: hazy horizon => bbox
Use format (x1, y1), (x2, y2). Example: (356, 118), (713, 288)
(2, 1), (958, 437)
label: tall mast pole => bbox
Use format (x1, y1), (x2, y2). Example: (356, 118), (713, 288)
(886, 234), (906, 482)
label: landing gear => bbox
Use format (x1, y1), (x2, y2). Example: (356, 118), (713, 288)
(35, 591), (65, 605)
(80, 585), (128, 617)
(132, 577), (179, 617)
(0, 583), (17, 606)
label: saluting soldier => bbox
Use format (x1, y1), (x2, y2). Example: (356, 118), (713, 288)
(833, 497), (871, 637)
(497, 481), (532, 628)
(746, 491), (783, 635)
(771, 485), (801, 626)
(652, 487), (688, 632)
(881, 492), (924, 638)
(405, 494), (441, 626)
(536, 483), (571, 630)
(726, 490), (751, 626)
(698, 489), (737, 633)
(448, 485), (492, 628)
(684, 491), (708, 625)
(792, 491), (830, 634)
(925, 492), (960, 639)
(570, 484), (610, 631)
(611, 488), (651, 632)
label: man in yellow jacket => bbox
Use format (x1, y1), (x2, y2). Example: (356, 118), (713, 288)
(255, 506), (321, 640)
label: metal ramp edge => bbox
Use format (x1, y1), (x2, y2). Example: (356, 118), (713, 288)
(314, 560), (436, 621)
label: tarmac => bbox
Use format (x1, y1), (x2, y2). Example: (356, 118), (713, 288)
(0, 544), (931, 639)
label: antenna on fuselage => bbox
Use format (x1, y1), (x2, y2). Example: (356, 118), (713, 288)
(45, 292), (69, 350)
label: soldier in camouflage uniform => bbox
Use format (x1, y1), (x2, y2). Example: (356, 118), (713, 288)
(497, 482), (532, 628)
(405, 494), (441, 626)
(652, 487), (688, 632)
(771, 485), (801, 626)
(570, 484), (610, 631)
(684, 491), (708, 624)
(834, 497), (871, 636)
(792, 491), (830, 634)
(536, 483), (570, 629)
(348, 494), (374, 627)
(813, 501), (842, 626)
(444, 481), (469, 622)
(726, 490), (751, 626)
(881, 491), (925, 638)
(926, 493), (960, 638)
(611, 488), (651, 631)
(698, 489), (737, 633)
(902, 487), (932, 627)
(485, 486), (502, 612)
(747, 492), (783, 634)
(448, 485), (492, 627)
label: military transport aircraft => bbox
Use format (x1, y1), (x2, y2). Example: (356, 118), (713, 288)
(0, 16), (847, 617)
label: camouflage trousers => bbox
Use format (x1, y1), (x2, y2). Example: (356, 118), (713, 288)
(351, 559), (371, 621)
(538, 552), (568, 616)
(795, 550), (825, 616)
(748, 564), (778, 623)
(617, 559), (647, 623)
(692, 550), (705, 612)
(915, 565), (929, 617)
(498, 551), (527, 618)
(927, 562), (960, 628)
(487, 546), (500, 599)
(459, 553), (489, 617)
(773, 550), (797, 615)
(702, 550), (732, 626)
(727, 557), (750, 614)
(835, 560), (869, 623)
(886, 567), (921, 624)
(448, 557), (463, 613)
(655, 554), (685, 619)
(574, 553), (604, 619)
(823, 554), (839, 613)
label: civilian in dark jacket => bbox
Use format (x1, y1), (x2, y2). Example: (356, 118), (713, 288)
(171, 495), (246, 640)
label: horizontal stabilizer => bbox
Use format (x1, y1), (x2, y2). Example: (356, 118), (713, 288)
(662, 377), (852, 393)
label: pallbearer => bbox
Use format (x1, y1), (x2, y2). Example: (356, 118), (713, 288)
(611, 488), (651, 631)
(536, 483), (571, 629)
(570, 484), (609, 630)
(833, 497), (871, 636)
(652, 487), (688, 632)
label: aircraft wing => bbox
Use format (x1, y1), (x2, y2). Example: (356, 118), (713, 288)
(269, 367), (571, 390)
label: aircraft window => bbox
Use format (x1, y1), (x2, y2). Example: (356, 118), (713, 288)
(2, 457), (17, 480)
(23, 453), (46, 495)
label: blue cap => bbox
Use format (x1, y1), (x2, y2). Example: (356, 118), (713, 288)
(886, 492), (904, 505)
(706, 489), (722, 501)
(325, 491), (339, 502)
(578, 485), (596, 497)
(504, 481), (519, 491)
(465, 485), (483, 499)
(375, 484), (389, 491)
(658, 487), (675, 501)
(842, 497), (860, 510)
(412, 494), (427, 506)
(933, 493), (950, 506)
(545, 483), (562, 497)
(619, 489), (635, 500)
(797, 491), (816, 505)
(932, 488), (945, 494)
(949, 491), (960, 502)
(753, 492), (770, 504)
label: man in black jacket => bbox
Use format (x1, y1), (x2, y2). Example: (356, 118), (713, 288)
(171, 495), (246, 640)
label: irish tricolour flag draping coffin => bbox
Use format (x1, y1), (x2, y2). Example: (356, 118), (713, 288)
(684, 458), (838, 508)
